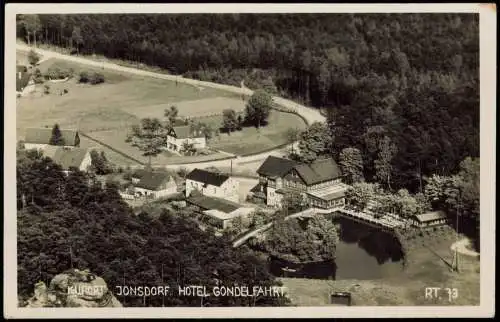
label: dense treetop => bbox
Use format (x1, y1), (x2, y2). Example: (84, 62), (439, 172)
(17, 151), (288, 307)
(17, 13), (479, 193)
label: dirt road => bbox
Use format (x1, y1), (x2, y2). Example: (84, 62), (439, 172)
(17, 44), (323, 171)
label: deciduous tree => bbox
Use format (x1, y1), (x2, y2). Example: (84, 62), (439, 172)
(222, 109), (238, 134)
(339, 147), (364, 184)
(296, 122), (331, 163)
(245, 90), (272, 129)
(374, 136), (397, 190)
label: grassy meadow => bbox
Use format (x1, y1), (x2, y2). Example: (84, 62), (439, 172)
(17, 53), (307, 165)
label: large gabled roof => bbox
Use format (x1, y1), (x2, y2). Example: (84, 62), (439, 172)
(293, 158), (342, 185)
(43, 146), (89, 170)
(186, 195), (240, 213)
(414, 210), (448, 223)
(186, 168), (230, 187)
(256, 156), (298, 178)
(25, 127), (79, 146)
(136, 171), (174, 191)
(169, 125), (204, 139)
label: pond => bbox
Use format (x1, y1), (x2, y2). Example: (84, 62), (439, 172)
(267, 217), (405, 280)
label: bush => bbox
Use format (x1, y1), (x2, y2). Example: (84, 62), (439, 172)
(63, 89), (69, 94)
(90, 72), (105, 85)
(79, 71), (89, 83)
(79, 71), (105, 85)
(33, 68), (44, 84)
(28, 49), (40, 66)
(45, 67), (72, 80)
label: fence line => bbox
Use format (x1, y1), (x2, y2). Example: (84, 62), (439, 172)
(80, 132), (145, 165)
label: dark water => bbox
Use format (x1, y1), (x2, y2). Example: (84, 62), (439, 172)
(268, 217), (405, 280)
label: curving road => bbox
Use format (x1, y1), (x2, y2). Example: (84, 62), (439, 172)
(18, 44), (324, 171)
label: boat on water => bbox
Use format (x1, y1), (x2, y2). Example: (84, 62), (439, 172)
(281, 267), (297, 273)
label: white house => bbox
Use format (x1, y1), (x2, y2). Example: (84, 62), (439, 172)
(166, 125), (206, 152)
(185, 168), (239, 203)
(24, 127), (81, 151)
(16, 65), (35, 97)
(42, 146), (92, 175)
(132, 171), (178, 199)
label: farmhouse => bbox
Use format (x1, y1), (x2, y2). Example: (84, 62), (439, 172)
(42, 146), (92, 175)
(187, 195), (254, 230)
(254, 156), (299, 207)
(185, 168), (239, 203)
(166, 125), (206, 152)
(24, 127), (81, 151)
(411, 210), (449, 228)
(253, 156), (349, 209)
(16, 65), (35, 96)
(133, 171), (177, 199)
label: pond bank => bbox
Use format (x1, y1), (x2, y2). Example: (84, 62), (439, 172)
(279, 237), (480, 306)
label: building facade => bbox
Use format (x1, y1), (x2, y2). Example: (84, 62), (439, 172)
(253, 156), (349, 210)
(16, 65), (35, 97)
(42, 146), (92, 175)
(166, 125), (206, 152)
(130, 170), (178, 199)
(185, 168), (239, 203)
(411, 210), (449, 228)
(24, 127), (81, 151)
(187, 194), (254, 230)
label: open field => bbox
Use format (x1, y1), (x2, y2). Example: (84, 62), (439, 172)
(121, 96), (247, 120)
(16, 56), (239, 137)
(78, 136), (139, 167)
(17, 53), (307, 165)
(207, 110), (306, 155)
(79, 108), (304, 165)
(84, 129), (230, 165)
(280, 237), (480, 306)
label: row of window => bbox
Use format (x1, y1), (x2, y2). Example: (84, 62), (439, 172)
(189, 181), (233, 195)
(309, 197), (345, 208)
(309, 179), (341, 191)
(283, 179), (305, 191)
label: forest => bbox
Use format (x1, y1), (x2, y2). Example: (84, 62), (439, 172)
(17, 150), (288, 307)
(16, 13), (479, 194)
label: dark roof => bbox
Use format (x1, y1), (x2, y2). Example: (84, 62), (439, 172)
(256, 156), (298, 178)
(131, 168), (151, 179)
(43, 147), (89, 170)
(136, 172), (174, 191)
(17, 65), (27, 73)
(414, 210), (448, 223)
(250, 182), (264, 193)
(25, 127), (79, 146)
(293, 158), (342, 185)
(186, 168), (230, 187)
(187, 195), (240, 213)
(249, 183), (266, 198)
(16, 65), (31, 92)
(169, 125), (203, 139)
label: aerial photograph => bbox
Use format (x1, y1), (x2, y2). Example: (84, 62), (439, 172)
(13, 11), (482, 310)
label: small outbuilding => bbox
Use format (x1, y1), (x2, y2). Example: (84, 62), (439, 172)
(411, 210), (449, 228)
